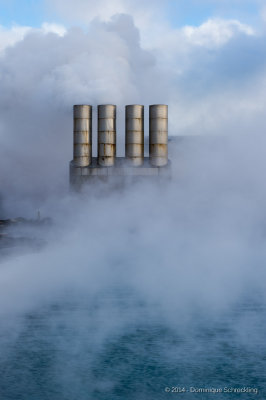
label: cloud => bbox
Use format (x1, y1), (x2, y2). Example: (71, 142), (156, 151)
(261, 5), (266, 23)
(0, 14), (159, 213)
(0, 25), (31, 54)
(0, 22), (66, 55)
(45, 0), (165, 29)
(182, 18), (254, 47)
(41, 22), (67, 37)
(0, 9), (265, 213)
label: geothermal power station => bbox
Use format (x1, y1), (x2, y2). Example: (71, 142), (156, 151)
(69, 104), (170, 188)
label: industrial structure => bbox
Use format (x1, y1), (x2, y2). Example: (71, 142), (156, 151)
(69, 104), (170, 188)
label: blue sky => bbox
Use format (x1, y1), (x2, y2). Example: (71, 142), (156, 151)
(166, 0), (261, 27)
(0, 0), (45, 27)
(0, 0), (262, 28)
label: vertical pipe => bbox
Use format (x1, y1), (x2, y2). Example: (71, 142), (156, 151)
(125, 105), (144, 166)
(149, 104), (168, 167)
(73, 105), (92, 167)
(98, 105), (116, 166)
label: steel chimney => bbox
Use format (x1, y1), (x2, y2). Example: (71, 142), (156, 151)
(125, 105), (144, 166)
(98, 105), (116, 167)
(73, 105), (92, 167)
(149, 105), (168, 167)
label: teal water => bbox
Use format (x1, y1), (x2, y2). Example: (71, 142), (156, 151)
(0, 291), (265, 400)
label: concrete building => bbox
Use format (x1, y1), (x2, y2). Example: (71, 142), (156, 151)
(70, 104), (170, 189)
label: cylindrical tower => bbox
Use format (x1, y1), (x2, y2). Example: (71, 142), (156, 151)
(125, 105), (144, 166)
(98, 105), (116, 166)
(73, 105), (92, 167)
(149, 104), (168, 167)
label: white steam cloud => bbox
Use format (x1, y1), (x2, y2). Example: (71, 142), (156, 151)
(0, 7), (265, 214)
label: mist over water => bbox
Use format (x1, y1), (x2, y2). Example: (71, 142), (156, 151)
(1, 135), (266, 399)
(0, 2), (266, 398)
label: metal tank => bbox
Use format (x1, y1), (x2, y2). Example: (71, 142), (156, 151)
(149, 104), (168, 167)
(98, 105), (116, 166)
(125, 105), (144, 166)
(73, 105), (92, 167)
